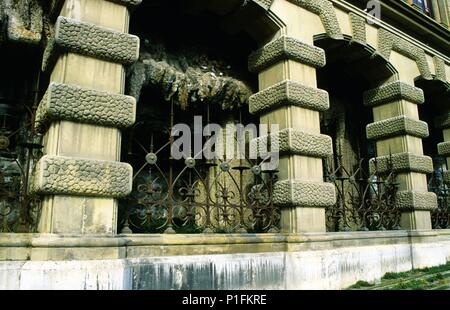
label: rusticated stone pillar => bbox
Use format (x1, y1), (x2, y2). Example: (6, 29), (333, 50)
(32, 0), (140, 234)
(435, 113), (450, 184)
(364, 81), (437, 230)
(248, 36), (335, 233)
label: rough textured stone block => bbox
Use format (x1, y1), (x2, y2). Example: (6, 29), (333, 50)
(249, 80), (329, 114)
(366, 115), (429, 140)
(363, 81), (425, 107)
(287, 0), (343, 39)
(443, 171), (450, 185)
(273, 180), (336, 208)
(396, 191), (437, 211)
(42, 16), (140, 72)
(370, 152), (433, 174)
(349, 12), (366, 44)
(32, 155), (133, 198)
(433, 56), (447, 82)
(35, 82), (136, 132)
(378, 28), (432, 80)
(250, 128), (333, 158)
(438, 141), (450, 157)
(248, 36), (326, 73)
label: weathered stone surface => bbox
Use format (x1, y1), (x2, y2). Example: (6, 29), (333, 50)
(252, 0), (274, 10)
(3, 0), (43, 44)
(378, 28), (432, 80)
(49, 0), (142, 19)
(370, 153), (433, 174)
(250, 128), (333, 158)
(396, 191), (437, 211)
(437, 141), (450, 156)
(366, 115), (429, 140)
(42, 16), (140, 72)
(273, 180), (336, 208)
(433, 56), (447, 82)
(349, 12), (366, 44)
(363, 81), (425, 107)
(35, 82), (136, 132)
(248, 36), (326, 73)
(249, 80), (329, 114)
(32, 155), (133, 198)
(287, 0), (343, 39)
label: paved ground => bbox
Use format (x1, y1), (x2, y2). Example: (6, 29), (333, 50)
(347, 262), (450, 290)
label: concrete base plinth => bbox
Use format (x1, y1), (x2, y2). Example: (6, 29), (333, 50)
(1, 230), (450, 290)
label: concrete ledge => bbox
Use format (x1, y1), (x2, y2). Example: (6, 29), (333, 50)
(273, 180), (336, 208)
(0, 230), (447, 261)
(249, 80), (329, 114)
(35, 82), (136, 132)
(250, 128), (333, 158)
(366, 115), (429, 140)
(248, 36), (326, 73)
(369, 152), (433, 174)
(396, 191), (438, 211)
(363, 81), (425, 107)
(438, 141), (450, 156)
(31, 155), (133, 198)
(42, 16), (140, 72)
(1, 231), (450, 289)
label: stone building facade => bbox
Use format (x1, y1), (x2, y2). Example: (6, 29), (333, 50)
(0, 0), (449, 289)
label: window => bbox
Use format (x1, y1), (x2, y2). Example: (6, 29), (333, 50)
(413, 0), (433, 17)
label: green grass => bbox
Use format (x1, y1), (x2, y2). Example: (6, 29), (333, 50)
(347, 280), (375, 289)
(347, 261), (450, 290)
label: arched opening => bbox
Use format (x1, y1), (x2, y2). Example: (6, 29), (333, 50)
(416, 77), (450, 229)
(119, 0), (280, 234)
(314, 35), (400, 232)
(0, 43), (44, 233)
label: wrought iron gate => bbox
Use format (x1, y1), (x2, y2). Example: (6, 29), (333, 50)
(0, 99), (42, 233)
(428, 167), (450, 229)
(119, 101), (279, 234)
(324, 155), (401, 231)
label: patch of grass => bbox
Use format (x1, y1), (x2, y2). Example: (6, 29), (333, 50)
(381, 271), (411, 280)
(347, 280), (375, 289)
(426, 273), (444, 283)
(388, 279), (428, 290)
(347, 261), (450, 290)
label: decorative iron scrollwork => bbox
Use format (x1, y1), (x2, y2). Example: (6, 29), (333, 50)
(119, 102), (279, 234)
(0, 99), (43, 233)
(428, 166), (450, 229)
(324, 155), (401, 232)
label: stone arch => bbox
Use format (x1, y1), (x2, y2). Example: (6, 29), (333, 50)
(286, 0), (343, 39)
